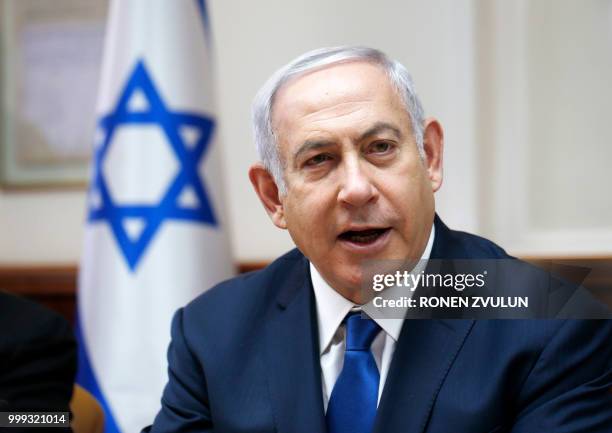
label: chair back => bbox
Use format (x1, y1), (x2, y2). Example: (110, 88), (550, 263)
(70, 384), (105, 433)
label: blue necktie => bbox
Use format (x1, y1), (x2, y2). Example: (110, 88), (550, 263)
(326, 312), (381, 433)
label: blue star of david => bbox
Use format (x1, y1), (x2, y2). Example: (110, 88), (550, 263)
(88, 60), (217, 271)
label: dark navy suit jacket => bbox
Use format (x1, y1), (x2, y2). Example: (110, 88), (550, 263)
(145, 217), (612, 432)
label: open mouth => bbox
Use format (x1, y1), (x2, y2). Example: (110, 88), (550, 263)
(338, 228), (391, 245)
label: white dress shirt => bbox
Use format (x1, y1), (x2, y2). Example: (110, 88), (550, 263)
(311, 226), (435, 412)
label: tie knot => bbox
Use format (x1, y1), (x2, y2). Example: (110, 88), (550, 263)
(344, 312), (381, 351)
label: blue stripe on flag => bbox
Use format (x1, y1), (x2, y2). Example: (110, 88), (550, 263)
(195, 0), (210, 38)
(75, 317), (122, 433)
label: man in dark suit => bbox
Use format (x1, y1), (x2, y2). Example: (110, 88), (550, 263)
(0, 290), (76, 432)
(145, 46), (612, 432)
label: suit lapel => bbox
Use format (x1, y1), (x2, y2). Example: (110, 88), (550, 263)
(263, 256), (326, 433)
(372, 216), (475, 432)
(373, 319), (474, 433)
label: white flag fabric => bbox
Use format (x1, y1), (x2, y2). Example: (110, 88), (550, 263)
(77, 1), (233, 432)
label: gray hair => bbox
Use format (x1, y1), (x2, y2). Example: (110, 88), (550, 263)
(252, 46), (425, 194)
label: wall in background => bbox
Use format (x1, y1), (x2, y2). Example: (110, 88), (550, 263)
(477, 0), (612, 256)
(0, 190), (85, 263)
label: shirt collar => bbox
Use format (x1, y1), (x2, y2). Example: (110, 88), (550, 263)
(311, 224), (435, 355)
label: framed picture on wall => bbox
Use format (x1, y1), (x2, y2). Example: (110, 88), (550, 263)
(0, 0), (108, 189)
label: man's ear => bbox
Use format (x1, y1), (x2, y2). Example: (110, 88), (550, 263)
(248, 163), (287, 229)
(422, 117), (444, 192)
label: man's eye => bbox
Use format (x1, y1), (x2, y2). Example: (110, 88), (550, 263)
(304, 154), (332, 167)
(368, 141), (393, 154)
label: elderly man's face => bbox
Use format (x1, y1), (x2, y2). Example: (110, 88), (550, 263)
(250, 61), (443, 299)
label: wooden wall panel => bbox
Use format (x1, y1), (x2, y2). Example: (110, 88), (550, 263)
(0, 266), (77, 323)
(1, 259), (610, 324)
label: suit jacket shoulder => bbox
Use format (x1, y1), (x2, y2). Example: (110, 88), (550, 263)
(431, 215), (510, 259)
(182, 248), (307, 340)
(146, 248), (320, 433)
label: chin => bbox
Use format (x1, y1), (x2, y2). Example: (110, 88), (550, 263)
(337, 267), (364, 291)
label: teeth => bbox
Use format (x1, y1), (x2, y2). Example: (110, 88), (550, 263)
(350, 233), (379, 243)
(344, 229), (385, 243)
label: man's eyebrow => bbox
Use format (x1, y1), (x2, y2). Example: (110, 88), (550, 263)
(293, 139), (336, 162)
(292, 122), (402, 162)
(358, 122), (403, 141)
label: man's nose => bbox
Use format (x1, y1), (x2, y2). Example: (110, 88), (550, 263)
(337, 159), (377, 207)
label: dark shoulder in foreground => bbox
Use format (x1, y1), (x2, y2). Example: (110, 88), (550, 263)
(0, 290), (76, 417)
(0, 290), (74, 346)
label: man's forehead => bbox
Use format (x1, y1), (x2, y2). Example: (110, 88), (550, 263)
(273, 61), (394, 112)
(271, 61), (406, 141)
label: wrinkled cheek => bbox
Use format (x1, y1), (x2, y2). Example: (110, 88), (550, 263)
(418, 185), (435, 221)
(284, 209), (324, 256)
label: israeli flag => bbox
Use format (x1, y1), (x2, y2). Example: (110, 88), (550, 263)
(77, 1), (233, 432)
